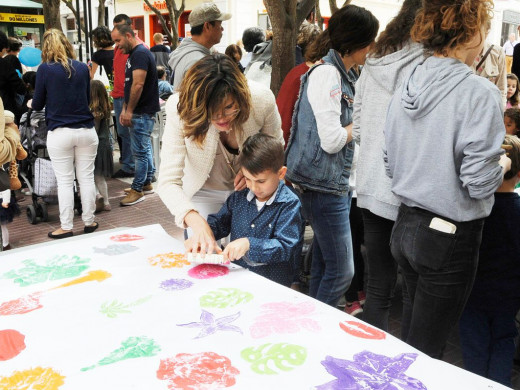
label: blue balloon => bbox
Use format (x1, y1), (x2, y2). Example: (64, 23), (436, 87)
(19, 47), (42, 67)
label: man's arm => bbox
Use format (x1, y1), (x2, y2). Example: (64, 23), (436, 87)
(120, 69), (146, 127)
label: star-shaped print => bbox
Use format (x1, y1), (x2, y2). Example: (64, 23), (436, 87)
(317, 351), (427, 390)
(177, 309), (243, 339)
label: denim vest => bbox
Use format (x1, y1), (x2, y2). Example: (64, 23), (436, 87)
(285, 49), (357, 196)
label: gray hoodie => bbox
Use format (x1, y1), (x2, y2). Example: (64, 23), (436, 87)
(168, 38), (210, 90)
(353, 41), (425, 221)
(384, 55), (505, 222)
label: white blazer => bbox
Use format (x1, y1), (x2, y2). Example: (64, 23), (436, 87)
(157, 80), (283, 228)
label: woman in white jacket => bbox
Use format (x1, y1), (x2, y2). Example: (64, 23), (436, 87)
(158, 54), (282, 254)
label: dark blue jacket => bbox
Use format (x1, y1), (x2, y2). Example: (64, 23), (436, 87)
(32, 60), (94, 131)
(207, 181), (302, 287)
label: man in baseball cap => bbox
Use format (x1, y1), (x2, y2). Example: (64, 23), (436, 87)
(168, 2), (232, 89)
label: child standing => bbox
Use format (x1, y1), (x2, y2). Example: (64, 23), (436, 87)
(459, 134), (520, 388)
(89, 80), (113, 212)
(187, 133), (302, 287)
(504, 107), (520, 136)
(0, 174), (20, 250)
(506, 73), (520, 109)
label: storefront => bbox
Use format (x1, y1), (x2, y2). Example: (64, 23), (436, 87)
(0, 0), (44, 48)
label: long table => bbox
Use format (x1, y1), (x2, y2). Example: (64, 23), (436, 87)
(0, 224), (509, 389)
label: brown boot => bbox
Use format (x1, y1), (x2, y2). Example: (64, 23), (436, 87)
(9, 161), (21, 190)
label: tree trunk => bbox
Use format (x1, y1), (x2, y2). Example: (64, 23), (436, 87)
(97, 0), (105, 27)
(42, 0), (63, 31)
(316, 0), (324, 30)
(265, 0), (316, 96)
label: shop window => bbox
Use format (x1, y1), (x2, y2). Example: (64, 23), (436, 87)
(131, 16), (145, 42)
(66, 18), (75, 31)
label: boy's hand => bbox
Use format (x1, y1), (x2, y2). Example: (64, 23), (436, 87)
(223, 238), (250, 262)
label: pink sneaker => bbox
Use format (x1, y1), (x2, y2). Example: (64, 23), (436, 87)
(358, 291), (366, 307)
(345, 301), (363, 317)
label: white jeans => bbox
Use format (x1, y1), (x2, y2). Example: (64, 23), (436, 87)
(47, 127), (98, 230)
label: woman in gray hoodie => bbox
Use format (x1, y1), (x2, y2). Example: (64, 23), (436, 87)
(383, 0), (511, 358)
(352, 0), (424, 337)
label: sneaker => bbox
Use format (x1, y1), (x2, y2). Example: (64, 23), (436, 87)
(103, 203), (111, 211)
(120, 189), (145, 206)
(344, 301), (363, 317)
(112, 169), (134, 179)
(358, 291), (366, 307)
(124, 183), (154, 194)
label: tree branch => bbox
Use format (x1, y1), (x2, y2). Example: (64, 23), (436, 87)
(143, 0), (173, 44)
(61, 0), (87, 35)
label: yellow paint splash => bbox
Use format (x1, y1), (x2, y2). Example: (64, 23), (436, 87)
(148, 252), (190, 269)
(0, 366), (65, 389)
(52, 270), (112, 290)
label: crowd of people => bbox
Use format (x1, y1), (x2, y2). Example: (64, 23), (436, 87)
(0, 0), (519, 386)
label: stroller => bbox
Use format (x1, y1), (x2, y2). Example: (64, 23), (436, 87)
(19, 109), (82, 224)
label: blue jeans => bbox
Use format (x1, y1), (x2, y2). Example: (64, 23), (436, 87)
(459, 308), (518, 388)
(113, 97), (134, 173)
(390, 204), (484, 358)
(361, 209), (411, 340)
(302, 190), (354, 307)
(130, 114), (155, 192)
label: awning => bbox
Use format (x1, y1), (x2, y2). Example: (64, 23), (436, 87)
(0, 0), (43, 9)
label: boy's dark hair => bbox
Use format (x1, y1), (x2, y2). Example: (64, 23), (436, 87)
(157, 65), (166, 79)
(22, 71), (37, 89)
(113, 14), (132, 25)
(503, 135), (520, 180)
(238, 133), (284, 175)
(242, 27), (265, 52)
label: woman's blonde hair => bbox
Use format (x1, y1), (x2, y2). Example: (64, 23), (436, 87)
(177, 54), (251, 146)
(41, 28), (76, 77)
(411, 0), (493, 56)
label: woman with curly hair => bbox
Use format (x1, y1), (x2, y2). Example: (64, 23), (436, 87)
(30, 29), (98, 239)
(158, 54), (282, 254)
(383, 0), (511, 357)
(89, 26), (115, 82)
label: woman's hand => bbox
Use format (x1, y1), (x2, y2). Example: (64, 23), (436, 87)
(26, 99), (32, 109)
(234, 170), (247, 191)
(2, 202), (8, 208)
(184, 210), (222, 256)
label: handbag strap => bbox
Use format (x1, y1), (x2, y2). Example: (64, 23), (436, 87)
(476, 44), (494, 70)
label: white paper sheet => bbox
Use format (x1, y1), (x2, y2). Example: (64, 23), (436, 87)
(0, 224), (510, 389)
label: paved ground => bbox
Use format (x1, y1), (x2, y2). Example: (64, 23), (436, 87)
(4, 157), (520, 388)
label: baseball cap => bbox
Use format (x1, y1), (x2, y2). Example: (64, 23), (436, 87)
(188, 2), (232, 27)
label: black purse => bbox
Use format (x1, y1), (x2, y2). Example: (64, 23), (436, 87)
(0, 167), (10, 192)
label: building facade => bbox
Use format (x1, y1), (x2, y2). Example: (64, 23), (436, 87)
(0, 0), (44, 48)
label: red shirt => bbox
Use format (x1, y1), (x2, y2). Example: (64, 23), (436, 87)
(111, 36), (148, 98)
(276, 62), (310, 146)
